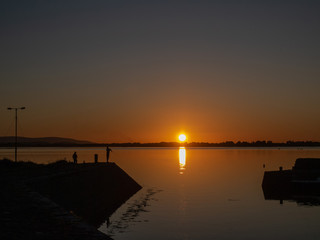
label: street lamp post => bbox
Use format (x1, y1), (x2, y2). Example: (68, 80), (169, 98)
(7, 107), (26, 162)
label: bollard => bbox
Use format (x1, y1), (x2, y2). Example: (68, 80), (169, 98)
(94, 154), (98, 163)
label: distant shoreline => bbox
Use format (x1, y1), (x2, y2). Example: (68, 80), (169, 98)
(1, 142), (320, 148)
(1, 136), (320, 148)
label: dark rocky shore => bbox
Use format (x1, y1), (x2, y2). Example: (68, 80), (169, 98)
(0, 159), (142, 240)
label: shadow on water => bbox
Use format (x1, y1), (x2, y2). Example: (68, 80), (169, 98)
(262, 158), (320, 206)
(262, 182), (320, 206)
(100, 188), (162, 236)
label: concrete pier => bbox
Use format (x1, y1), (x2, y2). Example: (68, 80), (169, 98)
(0, 159), (142, 240)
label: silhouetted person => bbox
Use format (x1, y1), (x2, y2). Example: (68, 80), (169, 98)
(73, 152), (78, 164)
(106, 146), (112, 163)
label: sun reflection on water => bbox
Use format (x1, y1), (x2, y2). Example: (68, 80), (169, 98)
(179, 147), (186, 174)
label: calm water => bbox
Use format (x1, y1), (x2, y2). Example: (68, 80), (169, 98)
(1, 147), (320, 239)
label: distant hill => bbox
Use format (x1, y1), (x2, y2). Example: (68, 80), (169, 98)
(0, 137), (95, 147)
(1, 137), (319, 147)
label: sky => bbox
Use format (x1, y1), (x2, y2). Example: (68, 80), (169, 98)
(1, 0), (320, 143)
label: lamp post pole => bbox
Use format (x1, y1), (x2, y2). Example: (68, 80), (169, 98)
(7, 107), (25, 162)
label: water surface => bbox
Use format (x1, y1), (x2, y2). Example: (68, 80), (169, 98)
(1, 147), (320, 239)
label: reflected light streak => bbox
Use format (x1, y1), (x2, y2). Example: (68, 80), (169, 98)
(179, 147), (186, 174)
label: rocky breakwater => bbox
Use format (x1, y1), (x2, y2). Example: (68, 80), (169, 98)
(0, 159), (142, 240)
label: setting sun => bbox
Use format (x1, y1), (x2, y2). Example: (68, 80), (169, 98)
(178, 134), (187, 142)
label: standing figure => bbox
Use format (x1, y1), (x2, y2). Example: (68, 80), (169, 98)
(73, 152), (78, 164)
(106, 145), (112, 163)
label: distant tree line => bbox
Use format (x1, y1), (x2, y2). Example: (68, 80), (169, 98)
(184, 140), (320, 147)
(1, 140), (320, 147)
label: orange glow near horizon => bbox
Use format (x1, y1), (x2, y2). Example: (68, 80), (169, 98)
(2, 2), (320, 145)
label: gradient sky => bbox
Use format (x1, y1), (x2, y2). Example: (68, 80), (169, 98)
(1, 1), (320, 143)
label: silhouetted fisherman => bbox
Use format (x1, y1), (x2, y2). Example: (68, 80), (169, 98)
(106, 145), (112, 163)
(73, 152), (78, 164)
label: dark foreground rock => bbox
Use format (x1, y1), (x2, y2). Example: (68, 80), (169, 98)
(0, 159), (142, 240)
